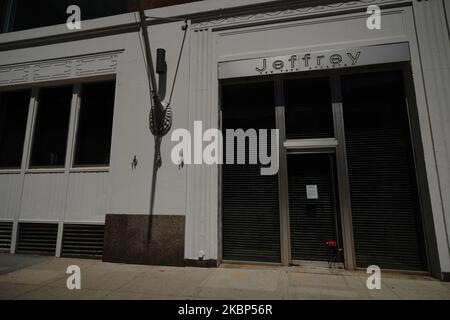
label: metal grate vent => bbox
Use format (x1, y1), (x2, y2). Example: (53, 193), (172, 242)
(62, 224), (104, 258)
(17, 223), (58, 255)
(0, 221), (13, 252)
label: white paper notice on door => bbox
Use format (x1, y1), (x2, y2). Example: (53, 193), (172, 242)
(306, 185), (318, 199)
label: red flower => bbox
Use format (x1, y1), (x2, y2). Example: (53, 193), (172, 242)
(325, 240), (337, 248)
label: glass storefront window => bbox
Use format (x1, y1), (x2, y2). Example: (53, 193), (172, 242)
(284, 77), (334, 139)
(29, 85), (73, 168)
(0, 89), (31, 168)
(73, 81), (115, 167)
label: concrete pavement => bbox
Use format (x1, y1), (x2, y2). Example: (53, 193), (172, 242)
(0, 253), (47, 275)
(0, 254), (449, 300)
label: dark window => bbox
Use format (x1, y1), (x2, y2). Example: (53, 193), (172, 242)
(0, 0), (9, 32)
(284, 77), (334, 139)
(30, 86), (73, 168)
(11, 0), (128, 32)
(73, 81), (115, 167)
(0, 89), (31, 168)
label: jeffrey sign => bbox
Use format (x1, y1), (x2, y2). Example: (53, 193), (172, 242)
(218, 43), (411, 79)
(255, 51), (361, 74)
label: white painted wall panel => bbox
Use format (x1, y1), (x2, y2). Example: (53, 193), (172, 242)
(184, 28), (217, 261)
(0, 25), (189, 223)
(0, 174), (22, 220)
(64, 171), (111, 223)
(216, 10), (409, 61)
(413, 0), (450, 273)
(19, 173), (66, 221)
(109, 22), (189, 216)
(0, 26), (189, 220)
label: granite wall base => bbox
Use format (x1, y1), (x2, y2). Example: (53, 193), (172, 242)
(103, 214), (185, 266)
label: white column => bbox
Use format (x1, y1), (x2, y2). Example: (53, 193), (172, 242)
(184, 27), (218, 262)
(413, 0), (450, 276)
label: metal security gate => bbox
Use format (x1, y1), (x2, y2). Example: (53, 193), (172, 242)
(341, 70), (427, 271)
(221, 81), (281, 263)
(219, 47), (434, 272)
(287, 153), (342, 264)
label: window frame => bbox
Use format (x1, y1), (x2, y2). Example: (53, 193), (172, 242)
(0, 77), (116, 173)
(27, 84), (75, 170)
(70, 80), (116, 170)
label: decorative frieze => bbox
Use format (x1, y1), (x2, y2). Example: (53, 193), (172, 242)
(191, 0), (403, 30)
(0, 65), (30, 85)
(0, 51), (121, 87)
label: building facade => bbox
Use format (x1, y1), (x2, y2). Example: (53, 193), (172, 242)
(0, 0), (449, 281)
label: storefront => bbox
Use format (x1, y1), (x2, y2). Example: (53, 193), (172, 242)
(220, 43), (429, 271)
(0, 0), (449, 280)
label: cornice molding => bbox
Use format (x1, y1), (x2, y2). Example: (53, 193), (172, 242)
(191, 0), (410, 30)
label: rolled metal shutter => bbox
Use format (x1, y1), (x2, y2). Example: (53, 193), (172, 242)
(0, 221), (13, 252)
(223, 163), (281, 262)
(342, 71), (427, 271)
(62, 224), (104, 258)
(17, 222), (58, 255)
(287, 154), (342, 262)
(221, 81), (281, 263)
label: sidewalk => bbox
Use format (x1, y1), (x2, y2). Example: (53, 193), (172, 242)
(0, 254), (449, 300)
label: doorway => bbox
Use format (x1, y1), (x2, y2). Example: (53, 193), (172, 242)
(287, 153), (343, 266)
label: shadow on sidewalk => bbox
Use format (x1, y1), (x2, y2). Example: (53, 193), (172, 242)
(0, 253), (49, 275)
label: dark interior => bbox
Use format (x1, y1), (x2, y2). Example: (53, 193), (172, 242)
(0, 89), (31, 168)
(73, 81), (115, 166)
(29, 85), (73, 168)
